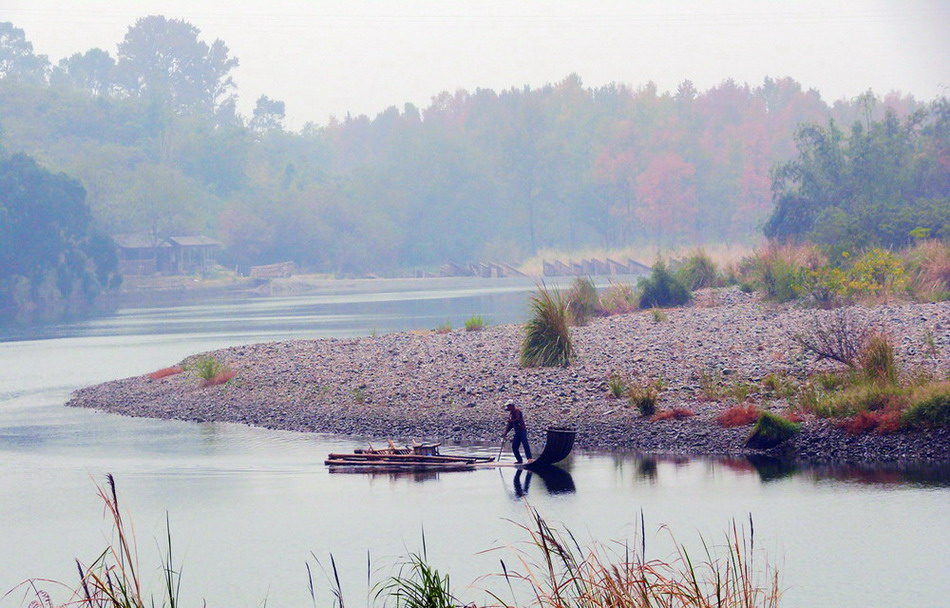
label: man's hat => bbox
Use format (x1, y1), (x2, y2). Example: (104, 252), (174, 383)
(504, 399), (515, 409)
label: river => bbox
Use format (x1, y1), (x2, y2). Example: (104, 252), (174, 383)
(1, 278), (947, 607)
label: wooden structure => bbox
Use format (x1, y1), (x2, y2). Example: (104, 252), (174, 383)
(115, 233), (222, 275)
(542, 258), (651, 277)
(326, 441), (494, 468)
(325, 428), (577, 470)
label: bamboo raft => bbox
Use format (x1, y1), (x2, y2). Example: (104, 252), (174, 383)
(325, 428), (576, 470)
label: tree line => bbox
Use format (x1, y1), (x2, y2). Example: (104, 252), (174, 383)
(0, 16), (945, 290)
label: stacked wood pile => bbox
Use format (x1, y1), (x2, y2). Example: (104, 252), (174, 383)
(249, 261), (296, 278)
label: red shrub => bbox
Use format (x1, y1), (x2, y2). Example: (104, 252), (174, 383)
(784, 411), (805, 423)
(200, 370), (237, 387)
(148, 366), (184, 380)
(716, 404), (760, 427)
(841, 410), (902, 435)
(651, 407), (695, 422)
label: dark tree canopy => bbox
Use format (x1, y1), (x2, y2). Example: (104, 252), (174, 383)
(764, 99), (950, 248)
(0, 154), (119, 322)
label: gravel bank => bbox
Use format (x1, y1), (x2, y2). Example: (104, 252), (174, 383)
(67, 289), (950, 464)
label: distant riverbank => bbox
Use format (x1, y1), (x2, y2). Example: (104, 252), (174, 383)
(68, 289), (950, 463)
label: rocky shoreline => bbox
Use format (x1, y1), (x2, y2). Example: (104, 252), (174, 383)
(67, 289), (950, 464)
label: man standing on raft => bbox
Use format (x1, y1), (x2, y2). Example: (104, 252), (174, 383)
(502, 400), (532, 464)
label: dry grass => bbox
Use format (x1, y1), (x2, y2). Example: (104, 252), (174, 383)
(489, 509), (781, 608)
(903, 239), (950, 300)
(717, 405), (762, 427)
(147, 366), (183, 380)
(201, 369), (237, 387)
(840, 410), (902, 434)
(6, 474), (181, 608)
(651, 407), (695, 422)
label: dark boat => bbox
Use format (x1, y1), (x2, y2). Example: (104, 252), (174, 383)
(524, 427), (576, 468)
(325, 428), (577, 470)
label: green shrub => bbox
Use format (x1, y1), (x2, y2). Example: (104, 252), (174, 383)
(728, 382), (754, 402)
(374, 547), (459, 608)
(521, 285), (574, 367)
(650, 307), (668, 322)
(676, 249), (720, 290)
(739, 282), (755, 294)
(194, 356), (226, 381)
(902, 382), (950, 429)
(463, 314), (485, 331)
(567, 276), (600, 325)
(607, 372), (628, 398)
(628, 383), (659, 416)
(434, 321), (452, 334)
(745, 411), (801, 449)
(761, 373), (798, 399)
(600, 280), (638, 314)
(638, 259), (691, 309)
(699, 369), (725, 400)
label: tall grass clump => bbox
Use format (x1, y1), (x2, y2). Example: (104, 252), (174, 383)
(567, 276), (600, 325)
(903, 239), (950, 301)
(521, 285), (574, 367)
(637, 259), (691, 309)
(743, 243), (824, 303)
(492, 509), (781, 608)
(677, 249), (721, 290)
(859, 332), (899, 384)
(628, 382), (660, 416)
(600, 280), (638, 314)
(374, 542), (458, 608)
(7, 474), (182, 608)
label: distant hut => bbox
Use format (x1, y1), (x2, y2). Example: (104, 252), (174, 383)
(113, 233), (222, 275)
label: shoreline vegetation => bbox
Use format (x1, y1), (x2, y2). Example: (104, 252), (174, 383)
(7, 476), (782, 608)
(68, 270), (949, 463)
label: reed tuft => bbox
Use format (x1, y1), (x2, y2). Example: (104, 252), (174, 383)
(521, 285), (574, 367)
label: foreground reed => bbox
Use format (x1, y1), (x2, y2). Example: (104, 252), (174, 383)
(7, 479), (781, 608)
(488, 509), (781, 608)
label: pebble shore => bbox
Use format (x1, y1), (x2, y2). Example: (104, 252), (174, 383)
(67, 289), (950, 463)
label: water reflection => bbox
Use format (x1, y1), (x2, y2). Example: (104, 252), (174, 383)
(513, 465), (576, 498)
(327, 465), (478, 482)
(611, 451), (950, 488)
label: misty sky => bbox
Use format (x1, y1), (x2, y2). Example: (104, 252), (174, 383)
(4, 0), (948, 128)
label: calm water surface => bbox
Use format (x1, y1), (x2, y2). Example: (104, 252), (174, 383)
(1, 278), (947, 607)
